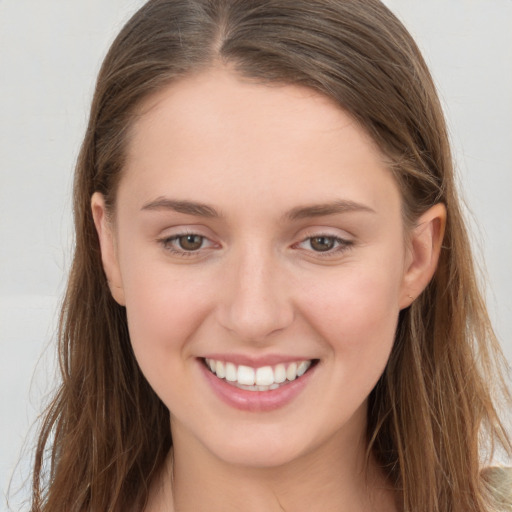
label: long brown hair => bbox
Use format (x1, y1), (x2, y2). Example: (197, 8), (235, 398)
(31, 1), (511, 510)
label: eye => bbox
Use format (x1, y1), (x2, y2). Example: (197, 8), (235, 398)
(309, 236), (338, 252)
(175, 234), (204, 251)
(296, 234), (353, 255)
(158, 232), (216, 256)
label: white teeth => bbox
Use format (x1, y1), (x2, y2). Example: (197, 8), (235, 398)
(255, 366), (274, 386)
(225, 362), (237, 382)
(274, 364), (286, 383)
(297, 360), (311, 377)
(205, 358), (314, 390)
(237, 365), (255, 385)
(216, 361), (226, 379)
(286, 362), (298, 381)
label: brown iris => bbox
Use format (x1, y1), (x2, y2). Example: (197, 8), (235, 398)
(178, 234), (203, 251)
(309, 236), (336, 252)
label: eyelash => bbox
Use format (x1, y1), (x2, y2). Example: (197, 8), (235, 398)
(158, 232), (214, 257)
(157, 232), (353, 258)
(295, 234), (354, 257)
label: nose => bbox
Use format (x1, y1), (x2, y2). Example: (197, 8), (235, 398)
(216, 246), (294, 343)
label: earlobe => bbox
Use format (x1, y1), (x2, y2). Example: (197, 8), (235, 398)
(400, 203), (446, 309)
(91, 192), (126, 306)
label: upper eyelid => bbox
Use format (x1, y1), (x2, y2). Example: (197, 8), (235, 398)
(295, 228), (353, 243)
(296, 224), (354, 238)
(157, 225), (217, 241)
(292, 231), (355, 257)
(158, 234), (217, 258)
(160, 232), (214, 246)
(158, 224), (213, 235)
(157, 223), (353, 237)
(156, 228), (354, 251)
(295, 234), (352, 248)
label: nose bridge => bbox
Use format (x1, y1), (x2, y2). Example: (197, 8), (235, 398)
(218, 240), (293, 342)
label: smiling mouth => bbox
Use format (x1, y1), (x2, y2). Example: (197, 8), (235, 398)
(203, 358), (318, 392)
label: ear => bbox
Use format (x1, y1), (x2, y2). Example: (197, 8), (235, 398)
(399, 203), (446, 309)
(91, 192), (126, 306)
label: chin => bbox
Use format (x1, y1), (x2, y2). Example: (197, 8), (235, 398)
(208, 435), (311, 469)
(193, 414), (354, 471)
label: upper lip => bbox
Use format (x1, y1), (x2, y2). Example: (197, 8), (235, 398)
(200, 353), (316, 367)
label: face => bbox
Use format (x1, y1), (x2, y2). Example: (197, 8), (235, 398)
(93, 68), (443, 469)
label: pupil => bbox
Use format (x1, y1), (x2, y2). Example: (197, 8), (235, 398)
(310, 236), (334, 252)
(179, 235), (203, 251)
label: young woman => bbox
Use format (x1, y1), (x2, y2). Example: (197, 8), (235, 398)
(31, 1), (511, 511)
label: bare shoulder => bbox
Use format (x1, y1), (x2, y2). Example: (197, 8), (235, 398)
(481, 467), (512, 511)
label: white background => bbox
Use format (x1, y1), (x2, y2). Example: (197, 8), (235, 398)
(1, 1), (511, 509)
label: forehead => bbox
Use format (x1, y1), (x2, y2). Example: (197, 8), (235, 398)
(120, 67), (400, 218)
(130, 67), (380, 156)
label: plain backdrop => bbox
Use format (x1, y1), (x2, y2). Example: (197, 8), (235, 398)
(1, 1), (511, 509)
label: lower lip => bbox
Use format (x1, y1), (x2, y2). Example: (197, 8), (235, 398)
(199, 360), (316, 412)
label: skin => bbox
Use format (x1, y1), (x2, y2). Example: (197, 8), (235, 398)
(92, 67), (445, 511)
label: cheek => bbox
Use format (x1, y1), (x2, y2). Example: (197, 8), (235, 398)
(299, 269), (401, 423)
(120, 261), (212, 377)
(299, 260), (403, 377)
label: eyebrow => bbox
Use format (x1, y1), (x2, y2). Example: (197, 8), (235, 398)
(141, 197), (375, 220)
(141, 197), (220, 218)
(284, 200), (376, 221)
